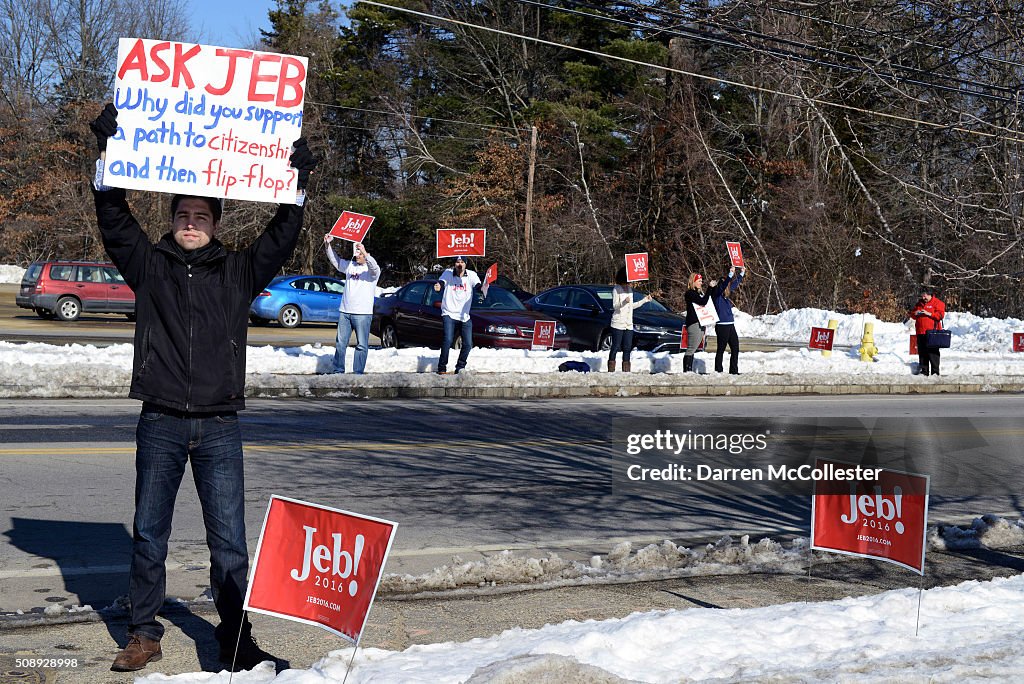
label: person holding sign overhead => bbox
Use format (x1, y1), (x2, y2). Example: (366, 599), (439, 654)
(608, 266), (652, 372)
(324, 237), (380, 374)
(709, 267), (745, 374)
(90, 103), (318, 673)
(683, 272), (712, 373)
(434, 255), (488, 374)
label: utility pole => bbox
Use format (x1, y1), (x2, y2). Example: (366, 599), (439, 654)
(524, 124), (538, 292)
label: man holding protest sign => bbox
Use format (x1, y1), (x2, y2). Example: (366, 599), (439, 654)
(434, 256), (488, 374)
(90, 103), (318, 672)
(324, 237), (381, 374)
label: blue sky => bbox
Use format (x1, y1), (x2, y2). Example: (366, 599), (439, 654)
(188, 0), (279, 48)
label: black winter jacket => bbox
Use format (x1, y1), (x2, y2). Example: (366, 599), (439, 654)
(94, 187), (304, 412)
(684, 288), (711, 327)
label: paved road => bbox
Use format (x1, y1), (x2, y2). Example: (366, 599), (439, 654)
(0, 283), (347, 347)
(2, 394), (1022, 615)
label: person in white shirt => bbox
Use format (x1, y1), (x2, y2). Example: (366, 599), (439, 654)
(324, 236), (381, 374)
(609, 266), (652, 372)
(433, 255), (488, 374)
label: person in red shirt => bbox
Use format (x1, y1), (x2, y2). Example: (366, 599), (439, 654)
(910, 288), (946, 376)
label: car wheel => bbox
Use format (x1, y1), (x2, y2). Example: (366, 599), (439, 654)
(596, 330), (612, 352)
(278, 304), (302, 328)
(55, 296), (81, 322)
(453, 335), (463, 350)
(249, 315), (270, 326)
(380, 322), (399, 349)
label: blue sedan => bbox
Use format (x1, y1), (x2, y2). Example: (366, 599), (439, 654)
(250, 275), (346, 328)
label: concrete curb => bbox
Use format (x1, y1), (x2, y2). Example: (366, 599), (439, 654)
(2, 373), (1023, 400)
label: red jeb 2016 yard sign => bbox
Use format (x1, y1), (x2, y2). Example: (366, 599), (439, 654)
(329, 211), (375, 243)
(808, 327), (835, 351)
(811, 458), (929, 574)
(726, 241), (744, 268)
(437, 229), (486, 258)
(1013, 333), (1024, 352)
(532, 321), (556, 350)
(625, 253), (649, 282)
(244, 496), (397, 642)
(910, 334), (918, 355)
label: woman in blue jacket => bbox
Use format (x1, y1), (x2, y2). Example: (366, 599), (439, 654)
(709, 267), (744, 374)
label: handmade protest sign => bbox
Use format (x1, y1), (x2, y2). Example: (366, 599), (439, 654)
(329, 211), (375, 243)
(532, 321), (556, 350)
(625, 252), (649, 282)
(808, 327), (835, 351)
(437, 229), (486, 258)
(726, 241), (744, 268)
(811, 458), (929, 574)
(244, 495), (397, 642)
(105, 38), (308, 203)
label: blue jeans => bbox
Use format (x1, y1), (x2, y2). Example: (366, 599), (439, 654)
(333, 312), (372, 373)
(608, 328), (633, 364)
(130, 407), (249, 642)
(439, 315), (472, 372)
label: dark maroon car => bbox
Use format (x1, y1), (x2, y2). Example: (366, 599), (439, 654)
(372, 280), (569, 350)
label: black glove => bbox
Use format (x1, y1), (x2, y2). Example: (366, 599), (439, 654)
(90, 103), (118, 152)
(289, 137), (318, 190)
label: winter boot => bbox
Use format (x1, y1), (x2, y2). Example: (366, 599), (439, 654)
(622, 361), (631, 373)
(607, 359), (616, 372)
(683, 355), (693, 373)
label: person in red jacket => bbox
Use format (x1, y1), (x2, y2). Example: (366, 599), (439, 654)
(910, 288), (946, 376)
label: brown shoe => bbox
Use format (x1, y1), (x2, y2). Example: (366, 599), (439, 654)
(111, 635), (162, 672)
(607, 359), (616, 372)
(622, 361), (631, 373)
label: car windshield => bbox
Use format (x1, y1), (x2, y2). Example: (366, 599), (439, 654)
(590, 285), (669, 312)
(472, 287), (526, 311)
(633, 291), (669, 312)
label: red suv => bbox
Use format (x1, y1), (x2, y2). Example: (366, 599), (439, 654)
(17, 261), (136, 321)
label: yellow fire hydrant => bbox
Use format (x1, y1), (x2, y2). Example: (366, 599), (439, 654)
(859, 322), (879, 362)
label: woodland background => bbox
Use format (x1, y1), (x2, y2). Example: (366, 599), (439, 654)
(2, 0), (1023, 318)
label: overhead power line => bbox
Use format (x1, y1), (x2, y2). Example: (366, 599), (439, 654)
(558, 0), (1024, 105)
(355, 0), (1024, 145)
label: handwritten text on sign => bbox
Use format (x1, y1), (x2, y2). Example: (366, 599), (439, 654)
(811, 458), (929, 574)
(726, 241), (744, 268)
(106, 38), (307, 203)
(329, 211), (375, 243)
(532, 321), (556, 350)
(808, 327), (835, 351)
(437, 229), (487, 258)
(244, 496), (397, 642)
(625, 252), (649, 282)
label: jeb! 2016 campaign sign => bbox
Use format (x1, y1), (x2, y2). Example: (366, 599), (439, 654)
(725, 241), (744, 268)
(437, 229), (486, 258)
(531, 321), (556, 350)
(625, 252), (649, 282)
(1014, 332), (1024, 352)
(244, 496), (397, 642)
(808, 327), (835, 351)
(106, 38), (308, 204)
(329, 211), (375, 243)
(811, 458), (929, 574)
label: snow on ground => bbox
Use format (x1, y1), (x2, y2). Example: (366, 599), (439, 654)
(0, 265), (25, 284)
(0, 306), (1022, 392)
(136, 572), (1024, 683)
